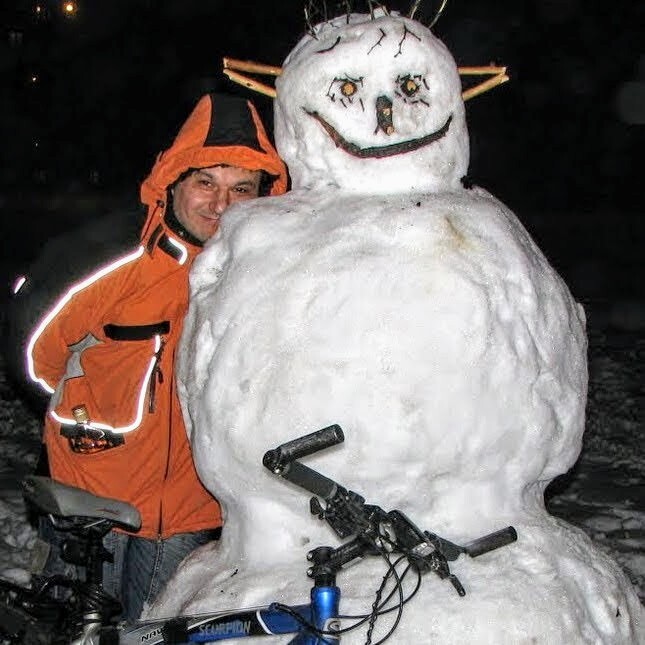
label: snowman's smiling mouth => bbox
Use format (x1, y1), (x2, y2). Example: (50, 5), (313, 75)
(304, 110), (453, 159)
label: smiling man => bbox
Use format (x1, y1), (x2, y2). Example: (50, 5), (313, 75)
(23, 93), (287, 620)
(170, 165), (263, 243)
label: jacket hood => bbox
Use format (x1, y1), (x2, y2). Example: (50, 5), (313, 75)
(140, 93), (288, 242)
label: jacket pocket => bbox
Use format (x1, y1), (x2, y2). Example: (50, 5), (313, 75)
(48, 321), (169, 434)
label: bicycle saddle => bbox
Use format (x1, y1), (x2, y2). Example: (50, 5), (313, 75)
(22, 475), (142, 532)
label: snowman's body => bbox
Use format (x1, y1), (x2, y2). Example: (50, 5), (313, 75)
(149, 12), (644, 643)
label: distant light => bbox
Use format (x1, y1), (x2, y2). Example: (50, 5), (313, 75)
(13, 276), (27, 294)
(31, 74), (38, 83)
(8, 30), (24, 46)
(62, 1), (77, 15)
(34, 140), (40, 148)
(34, 4), (49, 21)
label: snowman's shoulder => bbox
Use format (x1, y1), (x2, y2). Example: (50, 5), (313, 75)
(437, 186), (537, 244)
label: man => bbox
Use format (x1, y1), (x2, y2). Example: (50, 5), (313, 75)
(23, 93), (287, 619)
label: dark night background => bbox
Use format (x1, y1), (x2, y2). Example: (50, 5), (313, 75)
(0, 0), (643, 316)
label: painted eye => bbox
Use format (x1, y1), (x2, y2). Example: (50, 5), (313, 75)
(400, 77), (420, 97)
(327, 76), (363, 104)
(340, 80), (358, 97)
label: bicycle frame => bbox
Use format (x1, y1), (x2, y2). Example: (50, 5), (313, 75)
(120, 586), (340, 644)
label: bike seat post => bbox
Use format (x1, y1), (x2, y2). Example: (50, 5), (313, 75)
(60, 522), (121, 644)
(85, 530), (107, 587)
(60, 522), (112, 587)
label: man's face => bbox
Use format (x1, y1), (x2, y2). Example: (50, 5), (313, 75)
(172, 165), (262, 242)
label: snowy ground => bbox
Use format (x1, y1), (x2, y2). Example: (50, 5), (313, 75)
(545, 321), (645, 606)
(0, 317), (643, 608)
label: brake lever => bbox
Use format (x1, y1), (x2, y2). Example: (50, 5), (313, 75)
(385, 510), (458, 556)
(423, 530), (465, 562)
(384, 510), (468, 595)
(423, 549), (466, 596)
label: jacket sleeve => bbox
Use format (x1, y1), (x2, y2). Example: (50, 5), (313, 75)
(27, 249), (143, 395)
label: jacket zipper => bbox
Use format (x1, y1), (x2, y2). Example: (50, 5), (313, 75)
(148, 337), (166, 413)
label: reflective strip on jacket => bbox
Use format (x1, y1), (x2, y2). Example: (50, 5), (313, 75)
(28, 224), (222, 538)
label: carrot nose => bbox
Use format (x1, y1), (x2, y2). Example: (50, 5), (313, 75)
(375, 95), (395, 135)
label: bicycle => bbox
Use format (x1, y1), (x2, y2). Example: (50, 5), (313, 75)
(0, 424), (517, 644)
(0, 472), (141, 645)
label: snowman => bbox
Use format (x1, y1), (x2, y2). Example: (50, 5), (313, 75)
(149, 9), (644, 643)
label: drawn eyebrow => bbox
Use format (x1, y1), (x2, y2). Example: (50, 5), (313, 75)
(368, 28), (386, 54)
(316, 36), (341, 54)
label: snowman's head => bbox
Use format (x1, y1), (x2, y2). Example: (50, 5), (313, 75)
(275, 11), (469, 193)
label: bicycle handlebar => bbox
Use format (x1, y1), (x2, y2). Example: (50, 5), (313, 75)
(263, 426), (518, 596)
(263, 424), (344, 472)
(278, 460), (339, 500)
(463, 525), (518, 557)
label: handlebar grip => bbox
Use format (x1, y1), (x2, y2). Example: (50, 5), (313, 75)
(279, 460), (339, 501)
(263, 425), (344, 471)
(464, 526), (517, 558)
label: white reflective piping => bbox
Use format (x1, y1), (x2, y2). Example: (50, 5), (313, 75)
(49, 334), (161, 434)
(255, 609), (275, 635)
(26, 246), (145, 393)
(167, 236), (188, 265)
(12, 275), (27, 294)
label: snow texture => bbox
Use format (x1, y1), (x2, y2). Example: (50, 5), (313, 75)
(146, 11), (644, 644)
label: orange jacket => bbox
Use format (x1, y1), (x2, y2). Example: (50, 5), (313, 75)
(27, 94), (287, 538)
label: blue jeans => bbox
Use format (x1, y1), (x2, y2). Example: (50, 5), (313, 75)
(113, 529), (220, 621)
(37, 517), (220, 621)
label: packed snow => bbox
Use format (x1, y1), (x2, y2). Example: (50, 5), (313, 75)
(143, 10), (642, 644)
